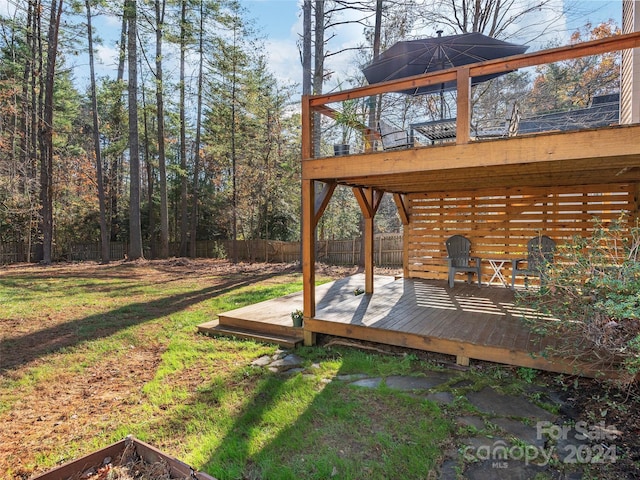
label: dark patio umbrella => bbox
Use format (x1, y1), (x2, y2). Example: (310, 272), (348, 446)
(362, 32), (529, 96)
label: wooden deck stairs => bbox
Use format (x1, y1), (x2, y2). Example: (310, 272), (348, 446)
(198, 292), (307, 348)
(199, 318), (304, 349)
(198, 275), (386, 349)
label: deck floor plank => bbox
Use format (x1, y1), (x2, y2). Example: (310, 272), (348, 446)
(200, 274), (603, 377)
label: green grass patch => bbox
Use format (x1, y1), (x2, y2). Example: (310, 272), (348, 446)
(1, 262), (550, 480)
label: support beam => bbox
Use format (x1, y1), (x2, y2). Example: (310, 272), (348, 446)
(456, 355), (470, 367)
(353, 187), (384, 293)
(364, 215), (374, 293)
(302, 179), (316, 322)
(353, 187), (383, 218)
(393, 193), (410, 225)
(303, 330), (316, 347)
(394, 193), (410, 278)
(314, 181), (336, 227)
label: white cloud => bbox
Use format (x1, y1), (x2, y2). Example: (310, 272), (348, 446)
(96, 44), (120, 70)
(265, 37), (303, 87)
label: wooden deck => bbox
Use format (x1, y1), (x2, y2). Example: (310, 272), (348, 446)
(198, 275), (594, 376)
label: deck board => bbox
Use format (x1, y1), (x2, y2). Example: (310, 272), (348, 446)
(200, 274), (603, 377)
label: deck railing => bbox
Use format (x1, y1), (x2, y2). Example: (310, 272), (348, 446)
(302, 32), (640, 160)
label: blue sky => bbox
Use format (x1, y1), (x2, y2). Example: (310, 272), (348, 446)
(241, 0), (623, 93)
(48, 0), (621, 93)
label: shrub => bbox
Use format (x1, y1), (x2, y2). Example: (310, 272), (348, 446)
(517, 216), (640, 384)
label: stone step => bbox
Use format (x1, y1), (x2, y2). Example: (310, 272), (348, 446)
(198, 320), (303, 349)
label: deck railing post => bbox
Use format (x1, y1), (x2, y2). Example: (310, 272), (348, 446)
(456, 66), (471, 145)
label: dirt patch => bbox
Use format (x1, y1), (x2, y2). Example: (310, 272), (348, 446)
(1, 344), (164, 478)
(1, 260), (637, 479)
(0, 259), (359, 478)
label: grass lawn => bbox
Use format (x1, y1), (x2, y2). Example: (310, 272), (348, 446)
(0, 260), (457, 480)
(2, 259), (636, 480)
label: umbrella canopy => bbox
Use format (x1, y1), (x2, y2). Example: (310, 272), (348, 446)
(362, 32), (529, 95)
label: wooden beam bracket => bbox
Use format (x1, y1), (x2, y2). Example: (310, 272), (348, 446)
(314, 181), (336, 228)
(393, 193), (410, 225)
(353, 187), (384, 219)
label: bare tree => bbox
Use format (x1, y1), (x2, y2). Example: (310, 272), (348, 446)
(414, 0), (565, 41)
(178, 0), (189, 257)
(189, 0), (205, 258)
(126, 0), (143, 260)
(39, 0), (64, 264)
(302, 0), (312, 96)
(155, 0), (169, 258)
(86, 0), (110, 263)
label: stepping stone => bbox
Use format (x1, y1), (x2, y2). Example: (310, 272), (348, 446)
(460, 436), (507, 452)
(251, 355), (273, 367)
(457, 415), (485, 431)
(285, 367), (305, 375)
(466, 387), (556, 421)
(384, 372), (455, 391)
(425, 391), (455, 405)
(335, 373), (369, 382)
(492, 417), (545, 447)
(350, 377), (383, 388)
(268, 354), (303, 371)
(438, 458), (460, 480)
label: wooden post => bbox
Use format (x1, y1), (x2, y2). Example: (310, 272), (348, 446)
(456, 66), (471, 145)
(392, 193), (410, 278)
(301, 95), (316, 346)
(364, 213), (374, 294)
(302, 179), (316, 322)
(353, 187), (382, 294)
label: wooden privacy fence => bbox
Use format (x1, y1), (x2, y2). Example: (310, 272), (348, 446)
(405, 183), (636, 284)
(0, 234), (404, 267)
(0, 242), (24, 264)
(219, 235), (403, 267)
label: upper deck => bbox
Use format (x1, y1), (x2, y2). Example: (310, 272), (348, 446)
(301, 32), (640, 195)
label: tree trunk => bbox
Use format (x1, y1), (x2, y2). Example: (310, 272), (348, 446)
(302, 0), (311, 96)
(156, 0), (169, 258)
(86, 0), (110, 263)
(367, 0), (383, 132)
(141, 65), (155, 257)
(126, 0), (143, 260)
(178, 0), (189, 257)
(110, 15), (128, 242)
(189, 0), (204, 258)
(22, 0), (37, 262)
(312, 0), (324, 157)
(39, 0), (63, 264)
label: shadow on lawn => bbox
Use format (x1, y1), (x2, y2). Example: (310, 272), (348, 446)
(160, 353), (446, 480)
(157, 357), (346, 479)
(0, 272), (277, 373)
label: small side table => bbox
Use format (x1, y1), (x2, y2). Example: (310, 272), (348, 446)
(486, 258), (510, 287)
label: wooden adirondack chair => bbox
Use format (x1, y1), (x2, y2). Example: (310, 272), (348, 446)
(445, 235), (482, 288)
(378, 120), (412, 150)
(511, 235), (555, 289)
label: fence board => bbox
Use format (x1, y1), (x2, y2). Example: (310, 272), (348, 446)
(405, 183), (635, 283)
(1, 235), (404, 268)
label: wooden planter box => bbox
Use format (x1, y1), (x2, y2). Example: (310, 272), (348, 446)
(32, 435), (216, 480)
